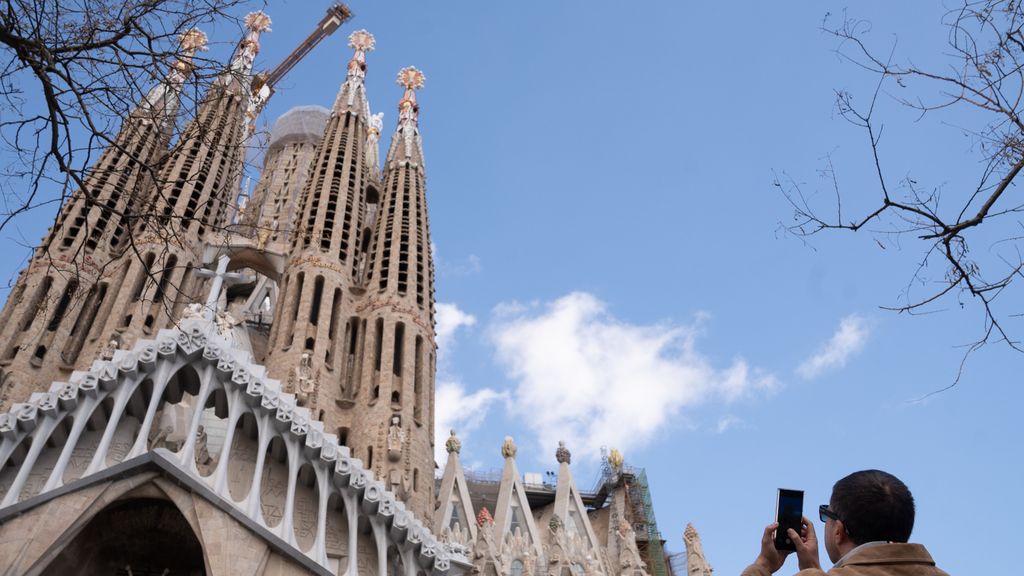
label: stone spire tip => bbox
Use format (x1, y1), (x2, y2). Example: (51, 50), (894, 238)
(555, 440), (571, 465)
(446, 429), (461, 454)
(501, 436), (517, 459)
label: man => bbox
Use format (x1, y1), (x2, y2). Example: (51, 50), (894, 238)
(742, 470), (948, 576)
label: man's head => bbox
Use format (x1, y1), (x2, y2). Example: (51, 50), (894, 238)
(823, 469), (915, 562)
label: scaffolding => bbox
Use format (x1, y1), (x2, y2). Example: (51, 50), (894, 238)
(623, 467), (669, 576)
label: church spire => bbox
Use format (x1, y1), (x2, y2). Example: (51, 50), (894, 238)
(331, 29), (375, 118)
(0, 28), (212, 408)
(384, 66), (427, 167)
(140, 28), (208, 129)
(224, 11), (271, 87)
(85, 13), (274, 353)
(347, 29), (375, 81)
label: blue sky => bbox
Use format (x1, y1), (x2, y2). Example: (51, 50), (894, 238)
(1, 1), (1020, 574)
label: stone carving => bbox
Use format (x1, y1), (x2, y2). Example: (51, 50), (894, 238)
(501, 436), (517, 459)
(387, 414), (405, 461)
(472, 507), (500, 574)
(291, 352), (318, 408)
(182, 302), (205, 321)
(500, 528), (536, 576)
(215, 310), (239, 338)
(617, 520), (649, 576)
(683, 523), (714, 576)
(446, 429), (462, 455)
(97, 337), (120, 362)
(555, 441), (571, 465)
(194, 425), (217, 473)
(256, 218), (278, 250)
(546, 515), (568, 575)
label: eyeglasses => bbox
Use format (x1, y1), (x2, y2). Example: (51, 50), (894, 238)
(819, 504), (841, 523)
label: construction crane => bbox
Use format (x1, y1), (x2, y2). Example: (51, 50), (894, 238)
(251, 3), (353, 107)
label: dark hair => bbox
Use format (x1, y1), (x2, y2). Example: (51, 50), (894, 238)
(829, 469), (915, 545)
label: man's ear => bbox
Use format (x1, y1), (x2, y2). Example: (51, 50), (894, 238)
(834, 519), (850, 546)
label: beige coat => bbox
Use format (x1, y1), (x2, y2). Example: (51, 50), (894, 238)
(741, 543), (949, 576)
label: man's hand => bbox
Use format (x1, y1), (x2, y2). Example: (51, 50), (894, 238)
(753, 522), (790, 574)
(787, 516), (821, 571)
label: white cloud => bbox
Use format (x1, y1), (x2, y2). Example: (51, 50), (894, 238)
(433, 241), (482, 277)
(434, 379), (507, 465)
(490, 292), (776, 461)
(716, 415), (742, 434)
(435, 302), (477, 358)
(797, 314), (870, 379)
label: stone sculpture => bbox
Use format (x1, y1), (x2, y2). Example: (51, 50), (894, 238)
(683, 523), (714, 576)
(617, 520), (649, 576)
(446, 429), (462, 455)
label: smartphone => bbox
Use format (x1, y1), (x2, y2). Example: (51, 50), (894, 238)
(774, 488), (804, 551)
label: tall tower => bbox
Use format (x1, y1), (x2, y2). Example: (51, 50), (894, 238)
(0, 29), (208, 410)
(352, 66), (436, 523)
(264, 30), (377, 421)
(90, 12), (272, 353)
(242, 105), (330, 248)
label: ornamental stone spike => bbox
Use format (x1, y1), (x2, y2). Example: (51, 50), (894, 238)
(446, 429), (461, 454)
(555, 440), (571, 465)
(500, 436), (517, 459)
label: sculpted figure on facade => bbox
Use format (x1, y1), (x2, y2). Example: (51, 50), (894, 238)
(182, 302), (205, 321)
(194, 425), (217, 473)
(215, 310), (239, 338)
(545, 515), (568, 576)
(683, 523), (713, 576)
(97, 337), (120, 362)
(387, 414), (405, 461)
(291, 352), (318, 408)
(617, 520), (649, 576)
(256, 222), (272, 250)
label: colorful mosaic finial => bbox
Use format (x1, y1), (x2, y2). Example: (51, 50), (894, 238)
(396, 66), (426, 124)
(346, 30), (375, 79)
(179, 28), (209, 55)
(244, 11), (273, 33)
(477, 506), (494, 528)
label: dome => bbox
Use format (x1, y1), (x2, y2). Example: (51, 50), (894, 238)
(267, 105), (329, 152)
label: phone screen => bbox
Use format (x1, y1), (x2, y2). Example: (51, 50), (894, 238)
(775, 489), (804, 551)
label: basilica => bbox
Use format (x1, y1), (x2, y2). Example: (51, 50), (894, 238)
(0, 6), (713, 575)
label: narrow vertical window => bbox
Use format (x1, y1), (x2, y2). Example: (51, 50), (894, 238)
(413, 335), (423, 423)
(392, 322), (404, 377)
(47, 280), (78, 331)
(310, 275), (324, 326)
(373, 318), (384, 372)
